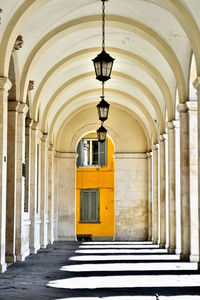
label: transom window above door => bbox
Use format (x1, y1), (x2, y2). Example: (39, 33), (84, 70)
(77, 134), (107, 167)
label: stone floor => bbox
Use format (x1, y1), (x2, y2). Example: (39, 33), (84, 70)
(0, 241), (200, 299)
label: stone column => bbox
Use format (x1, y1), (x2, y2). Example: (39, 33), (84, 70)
(25, 118), (33, 214)
(174, 120), (181, 255)
(193, 77), (200, 267)
(48, 144), (54, 244)
(186, 101), (198, 262)
(15, 103), (28, 262)
(159, 135), (166, 248)
(30, 121), (39, 254)
(152, 144), (158, 244)
(147, 152), (152, 241)
(54, 154), (58, 241)
(40, 133), (48, 248)
(164, 132), (169, 249)
(177, 103), (190, 261)
(167, 121), (176, 254)
(6, 100), (19, 263)
(0, 77), (11, 272)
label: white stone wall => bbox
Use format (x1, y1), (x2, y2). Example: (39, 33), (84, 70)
(57, 153), (77, 240)
(114, 153), (148, 241)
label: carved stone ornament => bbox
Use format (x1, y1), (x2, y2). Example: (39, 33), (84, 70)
(28, 80), (34, 91)
(12, 35), (24, 52)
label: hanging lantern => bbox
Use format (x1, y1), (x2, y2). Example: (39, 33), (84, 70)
(92, 50), (114, 82)
(92, 0), (114, 82)
(97, 96), (110, 122)
(97, 124), (107, 143)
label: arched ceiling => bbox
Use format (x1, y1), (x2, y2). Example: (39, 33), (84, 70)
(1, 0), (199, 151)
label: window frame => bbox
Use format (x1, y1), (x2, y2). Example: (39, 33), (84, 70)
(80, 189), (100, 223)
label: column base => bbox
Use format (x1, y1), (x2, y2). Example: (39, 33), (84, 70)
(159, 243), (166, 249)
(0, 262), (7, 273)
(176, 248), (181, 255)
(168, 247), (175, 254)
(180, 252), (190, 261)
(6, 254), (16, 263)
(30, 247), (38, 254)
(152, 239), (158, 245)
(190, 254), (199, 262)
(40, 243), (47, 249)
(16, 254), (25, 262)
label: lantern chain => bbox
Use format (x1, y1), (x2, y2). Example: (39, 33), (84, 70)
(102, 0), (105, 50)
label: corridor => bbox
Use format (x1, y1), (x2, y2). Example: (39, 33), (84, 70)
(0, 241), (200, 300)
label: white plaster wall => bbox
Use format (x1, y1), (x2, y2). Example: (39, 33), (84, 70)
(114, 153), (148, 241)
(57, 153), (77, 240)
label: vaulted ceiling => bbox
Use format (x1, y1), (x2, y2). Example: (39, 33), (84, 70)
(0, 0), (199, 151)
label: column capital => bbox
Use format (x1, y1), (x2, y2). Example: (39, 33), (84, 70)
(152, 144), (158, 151)
(26, 117), (33, 128)
(186, 100), (197, 112)
(177, 103), (188, 114)
(41, 133), (48, 143)
(17, 102), (28, 114)
(56, 152), (78, 159)
(159, 134), (165, 142)
(146, 152), (152, 159)
(31, 121), (39, 131)
(8, 100), (19, 111)
(48, 144), (54, 152)
(0, 77), (12, 91)
(167, 121), (175, 130)
(193, 76), (200, 90)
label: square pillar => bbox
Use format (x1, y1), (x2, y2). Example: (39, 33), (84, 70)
(48, 144), (54, 244)
(159, 135), (166, 248)
(0, 77), (11, 272)
(30, 121), (40, 254)
(152, 144), (158, 244)
(177, 103), (190, 261)
(147, 152), (152, 241)
(167, 121), (176, 253)
(186, 101), (198, 262)
(173, 120), (181, 255)
(40, 133), (48, 248)
(15, 103), (28, 262)
(6, 100), (19, 263)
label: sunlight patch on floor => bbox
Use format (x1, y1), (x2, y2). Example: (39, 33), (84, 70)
(82, 241), (153, 245)
(48, 274), (200, 289)
(56, 297), (200, 300)
(69, 254), (179, 261)
(79, 245), (159, 249)
(76, 249), (168, 254)
(61, 262), (197, 272)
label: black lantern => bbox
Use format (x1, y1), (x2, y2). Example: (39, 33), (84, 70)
(97, 95), (110, 122)
(93, 50), (114, 82)
(97, 124), (107, 143)
(92, 0), (114, 82)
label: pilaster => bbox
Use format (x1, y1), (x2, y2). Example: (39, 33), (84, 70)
(6, 100), (19, 263)
(152, 144), (158, 244)
(167, 121), (176, 254)
(173, 120), (181, 255)
(48, 144), (54, 244)
(30, 121), (40, 254)
(40, 133), (48, 248)
(177, 103), (190, 261)
(0, 77), (12, 272)
(15, 103), (28, 262)
(159, 134), (166, 248)
(186, 100), (198, 262)
(147, 152), (152, 241)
